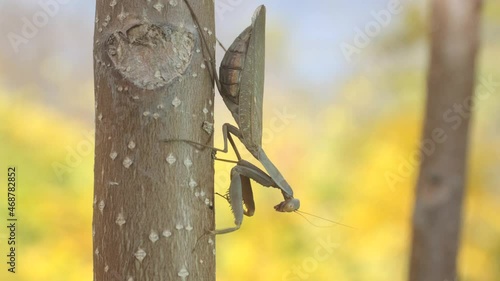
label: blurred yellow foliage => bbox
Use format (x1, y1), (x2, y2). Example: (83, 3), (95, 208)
(0, 94), (93, 281)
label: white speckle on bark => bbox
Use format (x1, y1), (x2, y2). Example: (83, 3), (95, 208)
(128, 141), (136, 150)
(117, 8), (128, 22)
(202, 121), (214, 135)
(172, 97), (181, 107)
(166, 153), (177, 165)
(162, 230), (172, 237)
(200, 63), (206, 69)
(199, 259), (204, 264)
(178, 267), (189, 280)
(109, 0), (117, 8)
(110, 151), (118, 160)
(204, 198), (210, 205)
(103, 15), (111, 27)
(98, 200), (105, 213)
(185, 224), (193, 231)
(143, 111), (151, 116)
(202, 107), (209, 114)
(117, 86), (123, 92)
(169, 0), (178, 6)
(208, 99), (212, 106)
(123, 157), (133, 168)
(189, 178), (197, 188)
(92, 226), (95, 237)
(203, 27), (208, 32)
(109, 181), (119, 186)
(208, 238), (214, 245)
(207, 30), (213, 36)
(134, 248), (147, 262)
(153, 2), (164, 12)
(95, 247), (99, 255)
(192, 72), (198, 78)
(127, 277), (134, 281)
(175, 223), (184, 230)
(116, 213), (126, 226)
(200, 190), (206, 197)
(149, 230), (159, 243)
(178, 268), (189, 281)
(196, 48), (201, 53)
(194, 191), (200, 197)
(98, 113), (103, 121)
(157, 104), (164, 109)
(152, 112), (160, 119)
(184, 157), (192, 168)
(213, 249), (216, 255)
(132, 95), (139, 100)
(104, 265), (109, 272)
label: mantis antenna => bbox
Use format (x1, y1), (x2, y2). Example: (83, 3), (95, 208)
(294, 210), (356, 229)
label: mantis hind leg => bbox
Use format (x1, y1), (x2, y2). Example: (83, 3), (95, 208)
(182, 0), (223, 93)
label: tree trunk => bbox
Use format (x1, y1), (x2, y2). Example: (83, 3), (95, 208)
(93, 1), (215, 280)
(409, 0), (481, 280)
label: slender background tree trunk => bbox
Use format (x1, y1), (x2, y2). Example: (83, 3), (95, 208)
(409, 0), (481, 280)
(93, 1), (215, 280)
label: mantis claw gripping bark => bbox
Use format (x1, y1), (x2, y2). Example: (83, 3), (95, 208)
(180, 1), (300, 234)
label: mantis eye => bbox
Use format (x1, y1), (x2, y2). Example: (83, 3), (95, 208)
(274, 198), (300, 212)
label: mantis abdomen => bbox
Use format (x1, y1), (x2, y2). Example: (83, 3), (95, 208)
(219, 26), (252, 105)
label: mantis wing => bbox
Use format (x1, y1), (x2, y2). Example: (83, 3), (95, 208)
(239, 5), (265, 149)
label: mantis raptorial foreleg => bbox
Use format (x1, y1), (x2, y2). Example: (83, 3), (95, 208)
(167, 122), (299, 232)
(212, 159), (299, 234)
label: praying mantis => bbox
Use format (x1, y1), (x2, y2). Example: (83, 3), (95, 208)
(179, 2), (300, 234)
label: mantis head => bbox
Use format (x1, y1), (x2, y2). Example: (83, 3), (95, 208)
(274, 198), (300, 213)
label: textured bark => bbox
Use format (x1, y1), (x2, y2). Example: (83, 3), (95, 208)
(409, 0), (481, 280)
(93, 1), (215, 280)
